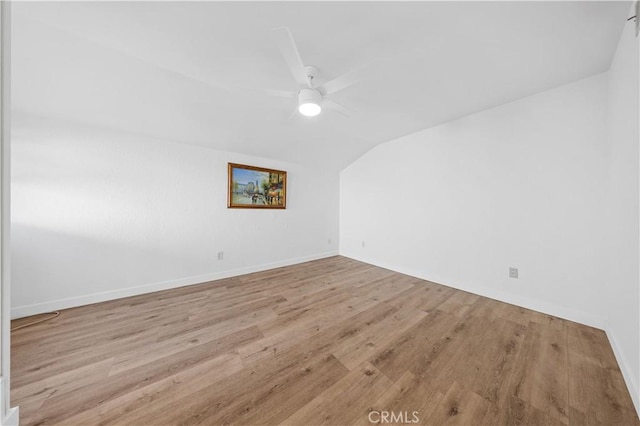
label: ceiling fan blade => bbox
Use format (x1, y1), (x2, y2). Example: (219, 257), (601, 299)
(272, 27), (310, 88)
(321, 65), (368, 95)
(323, 98), (353, 117)
(224, 86), (295, 99)
(262, 89), (296, 98)
(321, 49), (423, 95)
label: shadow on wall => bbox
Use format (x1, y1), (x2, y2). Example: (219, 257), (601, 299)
(11, 223), (216, 316)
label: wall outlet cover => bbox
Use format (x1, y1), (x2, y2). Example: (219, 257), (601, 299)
(509, 267), (518, 279)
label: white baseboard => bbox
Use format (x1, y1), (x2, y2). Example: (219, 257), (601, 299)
(341, 254), (605, 329)
(0, 377), (18, 426)
(12, 251), (338, 319)
(605, 326), (640, 418)
(0, 408), (18, 426)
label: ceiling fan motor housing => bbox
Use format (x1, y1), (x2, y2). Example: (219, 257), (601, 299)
(298, 88), (322, 105)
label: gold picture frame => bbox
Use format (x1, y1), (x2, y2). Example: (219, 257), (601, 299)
(227, 163), (287, 209)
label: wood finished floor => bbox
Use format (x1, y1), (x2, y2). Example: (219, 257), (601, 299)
(11, 256), (639, 425)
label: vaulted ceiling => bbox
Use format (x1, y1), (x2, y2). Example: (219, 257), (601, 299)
(12, 1), (630, 170)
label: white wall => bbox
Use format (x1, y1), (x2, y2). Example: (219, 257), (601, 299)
(604, 9), (640, 412)
(11, 114), (339, 318)
(341, 73), (610, 328)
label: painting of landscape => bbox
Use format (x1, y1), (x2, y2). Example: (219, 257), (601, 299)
(228, 163), (287, 209)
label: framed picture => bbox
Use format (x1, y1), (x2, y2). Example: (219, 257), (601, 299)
(227, 163), (287, 209)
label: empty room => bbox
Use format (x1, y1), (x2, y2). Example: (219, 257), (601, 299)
(0, 0), (638, 425)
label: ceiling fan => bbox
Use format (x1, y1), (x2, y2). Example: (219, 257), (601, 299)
(264, 27), (360, 118)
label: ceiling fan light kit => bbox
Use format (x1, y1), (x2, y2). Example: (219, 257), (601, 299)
(298, 88), (322, 117)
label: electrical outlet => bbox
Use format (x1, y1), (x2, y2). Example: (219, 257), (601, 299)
(509, 267), (518, 279)
(362, 241), (366, 248)
(217, 251), (224, 261)
(328, 238), (332, 245)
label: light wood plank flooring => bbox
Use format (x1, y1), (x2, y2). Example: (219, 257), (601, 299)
(11, 256), (639, 425)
